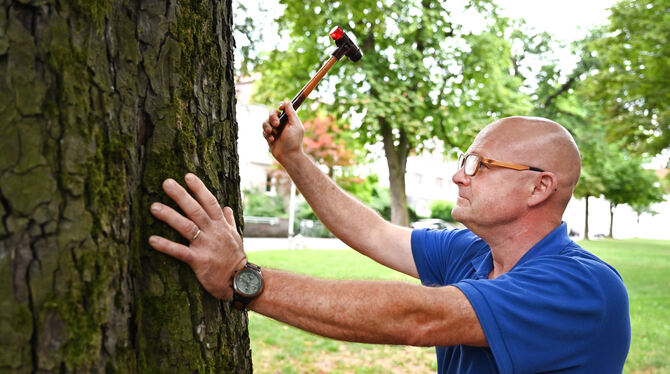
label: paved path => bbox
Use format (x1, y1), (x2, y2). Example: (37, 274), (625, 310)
(243, 236), (350, 251)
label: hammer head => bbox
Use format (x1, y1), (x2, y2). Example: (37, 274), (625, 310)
(329, 26), (362, 62)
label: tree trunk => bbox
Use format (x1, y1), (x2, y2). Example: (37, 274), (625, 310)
(608, 202), (615, 239)
(0, 1), (251, 372)
(583, 195), (590, 240)
(380, 116), (410, 226)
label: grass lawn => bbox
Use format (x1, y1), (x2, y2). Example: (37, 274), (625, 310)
(580, 239), (670, 374)
(247, 238), (670, 373)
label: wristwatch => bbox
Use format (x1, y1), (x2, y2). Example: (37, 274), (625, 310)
(231, 262), (264, 310)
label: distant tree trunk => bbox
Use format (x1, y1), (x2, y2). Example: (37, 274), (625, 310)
(380, 117), (410, 227)
(0, 1), (251, 372)
(583, 195), (590, 240)
(608, 202), (615, 239)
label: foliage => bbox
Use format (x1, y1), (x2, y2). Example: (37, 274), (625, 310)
(295, 200), (317, 221)
(603, 154), (666, 211)
(528, 31), (667, 237)
(529, 52), (608, 203)
(249, 0), (537, 225)
(367, 185), (420, 222)
(429, 200), (455, 222)
(663, 172), (670, 193)
(338, 174), (380, 204)
(571, 126), (610, 202)
(242, 188), (287, 217)
(303, 114), (357, 177)
(581, 0), (670, 155)
(232, 0), (271, 77)
(318, 172), (420, 222)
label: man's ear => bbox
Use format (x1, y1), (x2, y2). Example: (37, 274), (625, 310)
(528, 172), (556, 207)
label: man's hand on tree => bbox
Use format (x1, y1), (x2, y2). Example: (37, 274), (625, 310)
(148, 173), (246, 300)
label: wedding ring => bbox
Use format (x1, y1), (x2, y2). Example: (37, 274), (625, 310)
(191, 229), (201, 241)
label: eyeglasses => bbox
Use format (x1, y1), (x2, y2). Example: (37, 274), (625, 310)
(457, 153), (544, 177)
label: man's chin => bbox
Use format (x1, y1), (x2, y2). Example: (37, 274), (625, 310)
(451, 207), (467, 223)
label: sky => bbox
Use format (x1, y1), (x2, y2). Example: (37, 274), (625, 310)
(495, 0), (616, 43)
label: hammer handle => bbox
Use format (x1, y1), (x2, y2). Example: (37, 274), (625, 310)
(272, 56), (339, 139)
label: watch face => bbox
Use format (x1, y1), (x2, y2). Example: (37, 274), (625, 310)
(235, 268), (263, 297)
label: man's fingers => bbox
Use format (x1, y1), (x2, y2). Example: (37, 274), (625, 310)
(281, 100), (297, 120)
(184, 173), (224, 221)
(222, 206), (235, 227)
(162, 178), (210, 228)
(150, 203), (200, 241)
(268, 108), (280, 127)
(149, 235), (194, 264)
(262, 122), (275, 142)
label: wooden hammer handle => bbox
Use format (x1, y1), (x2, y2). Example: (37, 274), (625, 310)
(272, 55), (339, 139)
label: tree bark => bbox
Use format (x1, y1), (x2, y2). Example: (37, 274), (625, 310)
(583, 195), (590, 240)
(0, 0), (251, 372)
(608, 202), (615, 239)
(380, 116), (410, 227)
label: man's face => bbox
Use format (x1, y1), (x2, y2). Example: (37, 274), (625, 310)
(449, 116), (581, 232)
(451, 133), (535, 230)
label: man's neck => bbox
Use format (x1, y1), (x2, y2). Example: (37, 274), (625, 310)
(471, 217), (561, 279)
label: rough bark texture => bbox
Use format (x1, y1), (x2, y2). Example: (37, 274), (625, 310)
(0, 0), (252, 372)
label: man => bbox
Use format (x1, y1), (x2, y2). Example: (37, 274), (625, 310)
(148, 101), (631, 373)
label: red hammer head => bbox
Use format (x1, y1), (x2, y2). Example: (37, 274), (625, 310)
(329, 26), (363, 62)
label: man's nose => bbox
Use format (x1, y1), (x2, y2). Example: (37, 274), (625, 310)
(452, 166), (470, 186)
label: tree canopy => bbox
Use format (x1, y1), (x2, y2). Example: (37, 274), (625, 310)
(248, 0), (535, 225)
(582, 0), (670, 156)
(232, 0), (669, 229)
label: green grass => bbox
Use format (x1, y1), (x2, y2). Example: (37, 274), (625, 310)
(579, 239), (670, 374)
(247, 239), (670, 373)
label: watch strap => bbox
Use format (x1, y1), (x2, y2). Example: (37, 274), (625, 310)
(232, 292), (253, 310)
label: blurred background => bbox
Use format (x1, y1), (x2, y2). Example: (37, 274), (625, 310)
(232, 0), (669, 240)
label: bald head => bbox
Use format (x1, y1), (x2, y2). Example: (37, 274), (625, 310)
(471, 116), (581, 210)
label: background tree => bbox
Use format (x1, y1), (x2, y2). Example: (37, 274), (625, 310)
(302, 115), (357, 179)
(603, 154), (666, 237)
(583, 0), (670, 156)
(532, 28), (669, 240)
(0, 1), (251, 372)
(251, 0), (532, 226)
(529, 36), (611, 240)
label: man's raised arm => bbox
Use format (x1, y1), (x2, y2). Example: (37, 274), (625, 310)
(262, 101), (416, 277)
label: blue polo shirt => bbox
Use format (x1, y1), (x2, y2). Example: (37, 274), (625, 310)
(411, 222), (630, 373)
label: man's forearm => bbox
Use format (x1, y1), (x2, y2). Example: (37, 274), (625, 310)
(249, 268), (487, 347)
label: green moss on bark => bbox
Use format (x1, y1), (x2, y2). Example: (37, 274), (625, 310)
(1, 0), (250, 372)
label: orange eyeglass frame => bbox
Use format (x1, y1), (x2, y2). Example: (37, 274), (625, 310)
(458, 154), (544, 176)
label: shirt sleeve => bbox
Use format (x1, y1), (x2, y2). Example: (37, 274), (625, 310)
(411, 228), (488, 286)
(454, 256), (630, 373)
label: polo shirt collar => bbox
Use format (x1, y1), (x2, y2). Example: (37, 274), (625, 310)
(470, 222), (571, 280)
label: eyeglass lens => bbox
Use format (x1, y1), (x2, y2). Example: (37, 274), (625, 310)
(458, 154), (480, 176)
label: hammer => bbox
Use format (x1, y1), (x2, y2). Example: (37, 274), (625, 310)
(271, 26), (362, 139)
